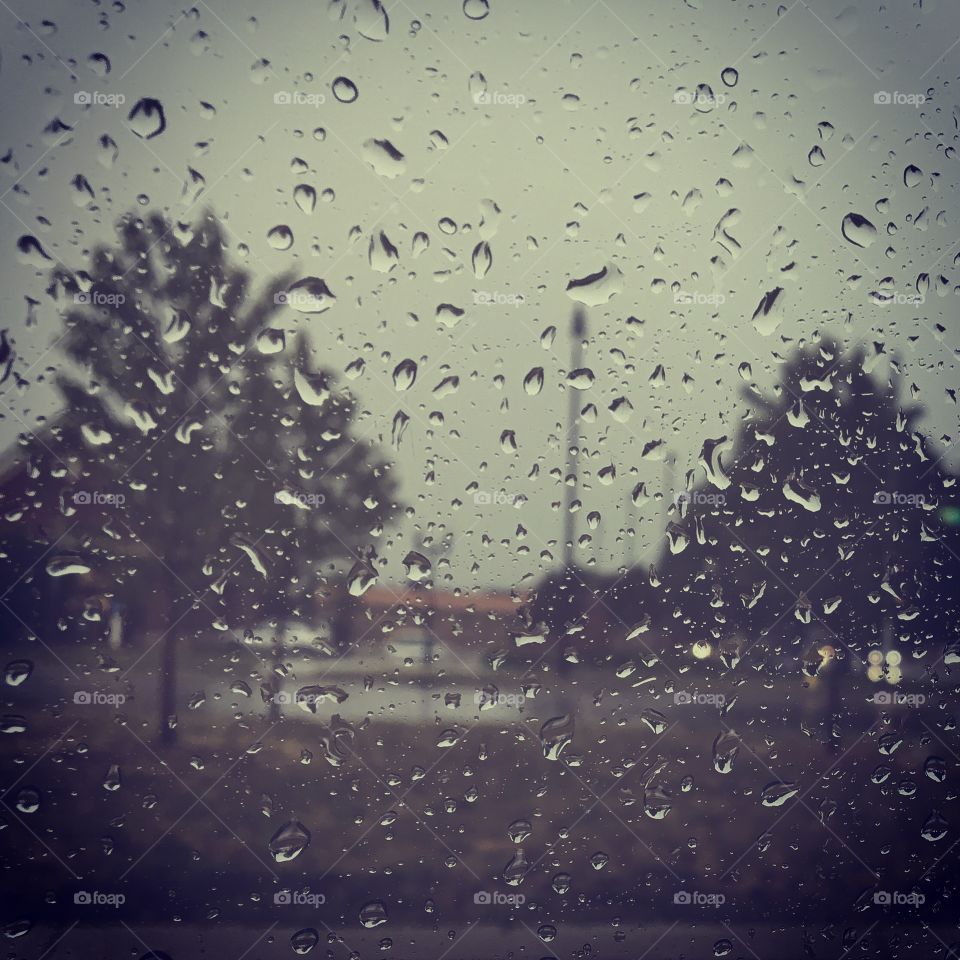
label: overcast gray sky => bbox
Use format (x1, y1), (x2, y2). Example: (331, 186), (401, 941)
(3, 0), (959, 588)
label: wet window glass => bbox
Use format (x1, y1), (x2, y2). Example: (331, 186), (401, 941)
(1, 1), (959, 957)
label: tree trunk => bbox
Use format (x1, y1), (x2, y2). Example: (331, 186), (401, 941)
(158, 567), (180, 745)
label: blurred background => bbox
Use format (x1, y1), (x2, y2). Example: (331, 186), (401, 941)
(1, 1), (960, 957)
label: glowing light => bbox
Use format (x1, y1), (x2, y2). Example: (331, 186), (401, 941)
(692, 641), (712, 660)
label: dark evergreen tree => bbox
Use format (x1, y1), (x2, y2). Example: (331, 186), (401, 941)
(0, 210), (398, 740)
(645, 337), (960, 695)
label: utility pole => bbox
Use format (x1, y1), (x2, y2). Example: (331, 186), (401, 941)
(563, 307), (586, 572)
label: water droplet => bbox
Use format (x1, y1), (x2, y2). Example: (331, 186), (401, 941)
(402, 550), (431, 582)
(362, 138), (406, 178)
(752, 286), (786, 336)
(566, 368), (595, 390)
(502, 848), (529, 885)
(523, 367), (544, 396)
(354, 0), (390, 41)
(392, 358), (418, 391)
(16, 235), (53, 266)
(284, 277), (335, 314)
(841, 212), (877, 248)
(332, 76), (359, 103)
(761, 781), (799, 807)
(507, 819), (532, 843)
(126, 97), (166, 139)
(359, 900), (388, 927)
(4, 660), (33, 687)
(368, 230), (399, 272)
(87, 52), (111, 76)
(539, 714), (574, 761)
(471, 241), (493, 278)
(291, 927), (320, 954)
(103, 764), (121, 791)
(15, 787), (40, 814)
(267, 225), (294, 250)
(463, 0), (490, 19)
(924, 756), (947, 783)
(566, 263), (623, 305)
(347, 558), (378, 597)
(46, 555), (91, 577)
(294, 184), (317, 214)
(256, 328), (285, 354)
(269, 820), (311, 862)
(921, 810), (948, 842)
(640, 708), (668, 735)
(713, 731), (741, 774)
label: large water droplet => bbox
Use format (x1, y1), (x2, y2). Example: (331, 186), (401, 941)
(761, 781), (799, 807)
(502, 848), (529, 885)
(566, 263), (623, 305)
(523, 367), (544, 396)
(267, 225), (294, 250)
(285, 277), (335, 314)
(539, 714), (574, 761)
(126, 98), (166, 139)
(291, 927), (320, 954)
(841, 212), (877, 248)
(392, 358), (418, 391)
(463, 0), (490, 19)
(269, 820), (311, 862)
(332, 76), (359, 103)
(362, 138), (405, 178)
(359, 900), (388, 927)
(4, 660), (33, 687)
(402, 550), (431, 582)
(471, 241), (493, 279)
(46, 555), (91, 577)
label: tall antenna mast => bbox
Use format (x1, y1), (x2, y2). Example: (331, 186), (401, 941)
(563, 307), (586, 571)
